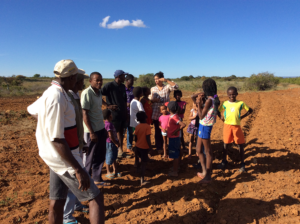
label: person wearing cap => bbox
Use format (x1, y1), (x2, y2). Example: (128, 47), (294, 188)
(81, 72), (113, 186)
(27, 60), (104, 224)
(149, 71), (179, 152)
(101, 70), (128, 158)
(63, 69), (90, 224)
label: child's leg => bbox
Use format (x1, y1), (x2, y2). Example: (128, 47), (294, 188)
(163, 136), (168, 157)
(173, 158), (179, 173)
(238, 144), (245, 165)
(180, 130), (186, 151)
(188, 134), (194, 157)
(105, 163), (111, 174)
(112, 162), (117, 174)
(134, 147), (139, 168)
(140, 162), (146, 185)
(201, 139), (212, 181)
(196, 137), (206, 177)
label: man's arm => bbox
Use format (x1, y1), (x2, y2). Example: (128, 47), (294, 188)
(82, 109), (98, 143)
(102, 99), (118, 111)
(52, 138), (90, 191)
(241, 108), (253, 120)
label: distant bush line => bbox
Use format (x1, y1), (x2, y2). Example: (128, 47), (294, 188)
(0, 72), (299, 97)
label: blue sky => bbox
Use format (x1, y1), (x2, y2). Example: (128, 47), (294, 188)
(0, 0), (299, 78)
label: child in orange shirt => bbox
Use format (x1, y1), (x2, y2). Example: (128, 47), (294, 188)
(134, 111), (153, 186)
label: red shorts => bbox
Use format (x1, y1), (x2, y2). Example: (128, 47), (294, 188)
(223, 124), (245, 145)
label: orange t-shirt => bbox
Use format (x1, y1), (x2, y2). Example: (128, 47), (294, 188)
(135, 123), (151, 149)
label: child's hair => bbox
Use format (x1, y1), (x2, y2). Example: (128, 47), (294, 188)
(174, 89), (182, 98)
(142, 86), (149, 96)
(133, 86), (143, 97)
(167, 101), (179, 113)
(154, 71), (164, 78)
(125, 74), (134, 81)
(136, 111), (147, 122)
(227, 86), (238, 93)
(103, 109), (112, 120)
(202, 78), (220, 108)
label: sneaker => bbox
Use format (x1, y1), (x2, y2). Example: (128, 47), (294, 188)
(217, 160), (228, 170)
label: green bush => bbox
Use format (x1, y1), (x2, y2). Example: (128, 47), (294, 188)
(33, 74), (40, 78)
(135, 73), (156, 88)
(244, 72), (279, 91)
(279, 77), (300, 85)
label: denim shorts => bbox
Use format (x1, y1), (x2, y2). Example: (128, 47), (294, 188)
(198, 124), (213, 139)
(49, 169), (100, 202)
(169, 137), (180, 159)
(105, 142), (118, 165)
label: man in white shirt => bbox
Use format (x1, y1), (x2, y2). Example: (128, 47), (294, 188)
(27, 60), (104, 224)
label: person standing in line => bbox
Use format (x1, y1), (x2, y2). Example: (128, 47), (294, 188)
(81, 72), (115, 186)
(149, 71), (178, 152)
(125, 74), (135, 153)
(63, 69), (90, 224)
(101, 70), (128, 158)
(27, 60), (104, 224)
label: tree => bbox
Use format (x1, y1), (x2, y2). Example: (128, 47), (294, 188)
(33, 74), (40, 78)
(244, 72), (279, 91)
(135, 73), (155, 88)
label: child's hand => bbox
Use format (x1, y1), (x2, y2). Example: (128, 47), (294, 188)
(172, 130), (179, 136)
(162, 128), (166, 133)
(221, 117), (225, 122)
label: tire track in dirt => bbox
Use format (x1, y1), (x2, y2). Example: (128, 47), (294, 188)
(243, 93), (261, 139)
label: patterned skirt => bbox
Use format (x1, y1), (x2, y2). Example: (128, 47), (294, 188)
(187, 123), (198, 136)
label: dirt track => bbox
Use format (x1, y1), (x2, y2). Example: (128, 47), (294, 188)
(1, 88), (300, 224)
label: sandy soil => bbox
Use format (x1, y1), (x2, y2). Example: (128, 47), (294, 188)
(0, 88), (300, 224)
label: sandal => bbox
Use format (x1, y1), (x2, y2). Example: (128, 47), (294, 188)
(113, 172), (122, 177)
(94, 181), (111, 186)
(63, 220), (79, 224)
(105, 174), (115, 179)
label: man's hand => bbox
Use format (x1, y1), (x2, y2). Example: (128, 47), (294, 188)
(75, 168), (90, 191)
(108, 105), (118, 111)
(90, 132), (98, 143)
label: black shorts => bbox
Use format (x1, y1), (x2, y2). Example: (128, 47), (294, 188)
(136, 147), (149, 163)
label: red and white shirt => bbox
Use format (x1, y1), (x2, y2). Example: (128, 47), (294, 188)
(27, 81), (83, 175)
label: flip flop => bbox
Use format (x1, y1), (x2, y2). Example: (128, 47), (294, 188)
(63, 220), (78, 224)
(112, 172), (122, 177)
(105, 174), (115, 179)
(94, 181), (111, 186)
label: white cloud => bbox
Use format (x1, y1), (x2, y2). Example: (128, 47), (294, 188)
(100, 16), (110, 28)
(99, 16), (147, 29)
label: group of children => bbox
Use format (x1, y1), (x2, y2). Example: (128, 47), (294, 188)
(103, 78), (253, 185)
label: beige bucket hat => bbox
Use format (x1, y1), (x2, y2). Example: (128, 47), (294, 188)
(77, 69), (89, 82)
(54, 59), (78, 78)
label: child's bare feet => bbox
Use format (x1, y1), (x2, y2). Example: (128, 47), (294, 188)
(187, 154), (192, 159)
(162, 155), (168, 159)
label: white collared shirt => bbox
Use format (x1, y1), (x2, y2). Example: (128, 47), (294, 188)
(27, 81), (83, 175)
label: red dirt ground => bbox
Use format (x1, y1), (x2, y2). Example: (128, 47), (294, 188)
(1, 88), (300, 224)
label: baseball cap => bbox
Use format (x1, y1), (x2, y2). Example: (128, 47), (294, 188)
(167, 101), (178, 112)
(77, 69), (89, 82)
(114, 70), (125, 77)
(54, 59), (78, 78)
